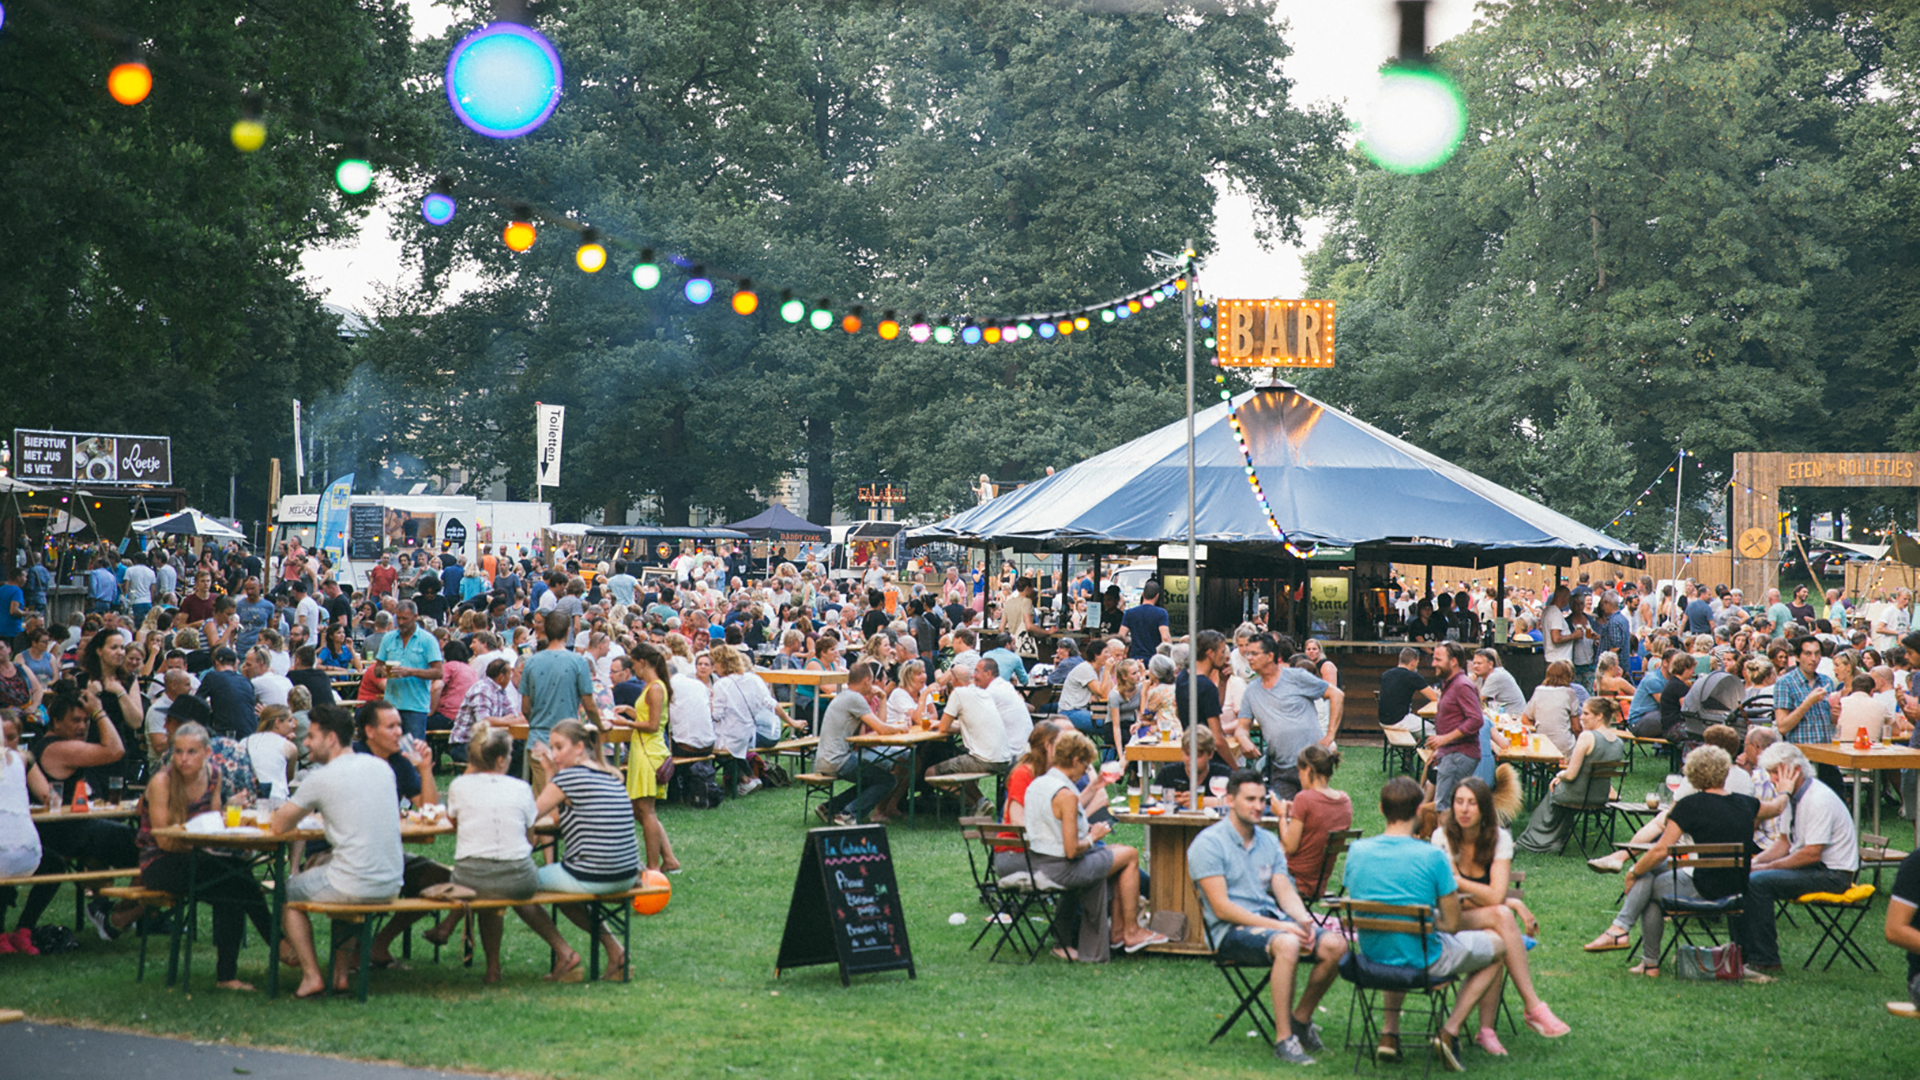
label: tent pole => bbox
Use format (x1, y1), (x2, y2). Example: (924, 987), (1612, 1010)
(1183, 240), (1200, 804)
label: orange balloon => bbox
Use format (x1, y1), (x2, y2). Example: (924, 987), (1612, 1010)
(632, 868), (671, 916)
(108, 62), (152, 106)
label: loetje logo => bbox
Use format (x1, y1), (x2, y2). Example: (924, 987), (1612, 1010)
(120, 442), (164, 479)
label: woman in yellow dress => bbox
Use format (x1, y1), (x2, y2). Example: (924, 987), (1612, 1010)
(615, 643), (678, 873)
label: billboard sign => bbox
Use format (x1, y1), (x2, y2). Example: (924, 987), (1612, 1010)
(12, 429), (173, 486)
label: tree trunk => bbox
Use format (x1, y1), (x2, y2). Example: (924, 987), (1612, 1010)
(807, 414), (834, 524)
(660, 403), (691, 526)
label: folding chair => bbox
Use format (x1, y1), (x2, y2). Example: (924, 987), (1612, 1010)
(1860, 834), (1909, 890)
(1566, 761), (1629, 858)
(1639, 843), (1748, 970)
(1210, 954), (1276, 1045)
(1327, 898), (1459, 1077)
(968, 829), (1066, 962)
(1380, 725), (1423, 778)
(958, 816), (1004, 913)
(1793, 883), (1878, 972)
(1306, 828), (1365, 921)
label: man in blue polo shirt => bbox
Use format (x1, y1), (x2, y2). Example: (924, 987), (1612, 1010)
(1189, 768), (1346, 1066)
(374, 600), (444, 742)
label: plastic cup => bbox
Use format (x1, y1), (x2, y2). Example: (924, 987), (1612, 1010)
(1126, 788), (1141, 814)
(224, 805), (242, 828)
(1644, 792), (1660, 809)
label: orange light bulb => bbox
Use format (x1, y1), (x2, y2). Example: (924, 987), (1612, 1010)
(108, 62), (152, 106)
(503, 221), (536, 252)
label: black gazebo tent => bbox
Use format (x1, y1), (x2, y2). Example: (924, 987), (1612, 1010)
(724, 504), (830, 545)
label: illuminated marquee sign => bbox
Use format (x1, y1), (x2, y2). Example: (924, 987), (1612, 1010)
(1214, 299), (1335, 368)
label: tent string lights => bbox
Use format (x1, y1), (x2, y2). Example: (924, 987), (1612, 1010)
(18, 0), (1199, 343)
(1215, 372), (1289, 545)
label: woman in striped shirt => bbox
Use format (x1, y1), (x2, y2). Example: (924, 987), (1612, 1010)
(525, 719), (640, 981)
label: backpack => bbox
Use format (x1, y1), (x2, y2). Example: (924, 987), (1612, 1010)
(680, 758), (725, 809)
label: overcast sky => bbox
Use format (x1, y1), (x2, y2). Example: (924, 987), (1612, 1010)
(299, 0), (1482, 312)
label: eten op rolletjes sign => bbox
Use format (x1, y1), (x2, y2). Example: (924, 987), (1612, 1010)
(1214, 300), (1336, 368)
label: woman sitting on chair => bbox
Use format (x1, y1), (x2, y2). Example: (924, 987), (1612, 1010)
(1021, 731), (1164, 961)
(1581, 744), (1781, 978)
(1515, 697), (1625, 854)
(1432, 776), (1554, 1055)
(1274, 743), (1352, 905)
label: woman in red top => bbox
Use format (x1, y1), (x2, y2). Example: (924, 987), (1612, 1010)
(1273, 743), (1352, 905)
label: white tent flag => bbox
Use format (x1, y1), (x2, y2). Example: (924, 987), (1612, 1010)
(536, 403), (565, 488)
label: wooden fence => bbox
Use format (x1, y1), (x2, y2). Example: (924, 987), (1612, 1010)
(1393, 552), (1735, 597)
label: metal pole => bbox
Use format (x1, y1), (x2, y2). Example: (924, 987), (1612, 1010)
(1183, 241), (1200, 804)
(1671, 448), (1685, 564)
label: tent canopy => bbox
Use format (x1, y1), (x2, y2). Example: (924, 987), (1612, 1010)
(907, 384), (1637, 567)
(723, 504), (829, 543)
(134, 508), (245, 540)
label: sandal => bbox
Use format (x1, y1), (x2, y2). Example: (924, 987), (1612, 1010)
(1627, 961), (1660, 978)
(1583, 929), (1631, 952)
(1523, 1002), (1570, 1038)
(1374, 1035), (1402, 1064)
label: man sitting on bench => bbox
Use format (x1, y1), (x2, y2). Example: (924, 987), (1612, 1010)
(270, 704), (404, 999)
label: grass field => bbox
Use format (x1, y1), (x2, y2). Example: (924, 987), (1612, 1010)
(8, 750), (1920, 1079)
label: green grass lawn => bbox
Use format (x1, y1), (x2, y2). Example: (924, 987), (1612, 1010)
(9, 752), (1920, 1079)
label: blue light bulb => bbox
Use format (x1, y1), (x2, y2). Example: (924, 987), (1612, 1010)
(684, 277), (713, 304)
(421, 192), (456, 225)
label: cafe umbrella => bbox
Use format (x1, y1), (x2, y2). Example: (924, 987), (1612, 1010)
(132, 508), (247, 541)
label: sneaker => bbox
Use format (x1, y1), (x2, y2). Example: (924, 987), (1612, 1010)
(84, 899), (121, 942)
(1430, 1033), (1465, 1073)
(1523, 1002), (1570, 1038)
(832, 813), (859, 827)
(813, 802), (834, 825)
(1272, 1035), (1316, 1066)
(1293, 1021), (1325, 1053)
(1474, 1027), (1508, 1056)
(974, 796), (996, 819)
(12, 928), (40, 956)
(737, 777), (763, 797)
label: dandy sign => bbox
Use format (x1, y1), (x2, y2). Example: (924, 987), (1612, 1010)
(12, 429), (173, 486)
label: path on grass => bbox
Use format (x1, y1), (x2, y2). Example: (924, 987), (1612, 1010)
(0, 1020), (499, 1079)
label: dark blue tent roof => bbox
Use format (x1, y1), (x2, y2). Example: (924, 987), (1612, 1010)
(723, 504), (829, 543)
(906, 384), (1637, 566)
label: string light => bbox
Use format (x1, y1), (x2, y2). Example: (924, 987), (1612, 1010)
(779, 291), (806, 323)
(335, 157), (373, 195)
(230, 93), (266, 152)
(908, 316), (931, 343)
(631, 250), (661, 290)
(841, 307), (863, 334)
(446, 21), (564, 139)
(877, 311), (901, 340)
(502, 218), (536, 252)
(683, 269), (713, 305)
(107, 57), (152, 105)
(730, 280), (758, 314)
(575, 230), (607, 273)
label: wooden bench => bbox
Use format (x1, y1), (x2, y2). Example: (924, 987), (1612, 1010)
(97, 885), (178, 982)
(925, 773), (992, 818)
(289, 883), (668, 1000)
(0, 868), (142, 934)
(797, 772), (841, 824)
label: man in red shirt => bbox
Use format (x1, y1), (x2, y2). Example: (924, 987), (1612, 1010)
(1423, 641), (1484, 824)
(367, 552), (398, 599)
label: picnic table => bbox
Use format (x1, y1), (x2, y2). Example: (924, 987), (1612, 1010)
(1799, 741), (1920, 836)
(150, 818), (453, 997)
(1493, 740), (1565, 810)
(848, 727), (952, 826)
(755, 667), (850, 732)
(30, 802), (140, 823)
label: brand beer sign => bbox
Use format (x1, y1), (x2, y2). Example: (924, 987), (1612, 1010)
(1215, 299), (1336, 368)
(12, 429), (172, 486)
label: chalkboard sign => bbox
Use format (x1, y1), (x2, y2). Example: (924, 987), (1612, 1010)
(349, 505), (384, 561)
(775, 825), (914, 985)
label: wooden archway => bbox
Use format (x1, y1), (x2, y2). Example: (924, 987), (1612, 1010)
(1730, 451), (1920, 601)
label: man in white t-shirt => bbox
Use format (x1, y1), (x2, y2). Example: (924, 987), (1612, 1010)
(1741, 742), (1860, 972)
(979, 656), (1035, 750)
(123, 556), (157, 626)
(929, 660), (1013, 817)
(269, 704), (404, 997)
(1540, 586), (1575, 664)
(291, 580), (325, 641)
(245, 647), (294, 708)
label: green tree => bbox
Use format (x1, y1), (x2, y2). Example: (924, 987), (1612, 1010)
(0, 1), (427, 520)
(1302, 0), (1887, 548)
(355, 0), (1340, 523)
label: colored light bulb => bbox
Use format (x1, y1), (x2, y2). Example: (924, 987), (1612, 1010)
(983, 326), (1001, 344)
(780, 298), (806, 323)
(231, 118), (266, 153)
(961, 325), (982, 345)
(1100, 309), (1115, 323)
(840, 313), (862, 334)
(684, 277), (713, 304)
(809, 307), (834, 331)
(1038, 322), (1057, 339)
(421, 192), (457, 225)
(108, 62), (152, 105)
(632, 262), (661, 290)
(502, 220), (536, 251)
(1074, 316), (1089, 331)
(878, 319), (900, 340)
(933, 325), (954, 344)
(575, 242), (607, 273)
(335, 158), (373, 194)
(909, 321), (931, 343)
(731, 287), (758, 315)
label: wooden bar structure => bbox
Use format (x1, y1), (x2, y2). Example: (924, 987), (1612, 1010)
(1731, 452), (1920, 602)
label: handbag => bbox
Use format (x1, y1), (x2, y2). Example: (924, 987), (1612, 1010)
(1671, 942), (1743, 981)
(654, 754), (676, 787)
(1014, 629), (1040, 661)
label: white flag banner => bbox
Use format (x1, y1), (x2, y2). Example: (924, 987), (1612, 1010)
(537, 403), (565, 488)
(291, 399), (306, 479)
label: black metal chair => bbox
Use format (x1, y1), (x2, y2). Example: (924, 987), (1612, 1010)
(1328, 898), (1459, 1077)
(1210, 953), (1277, 1045)
(1565, 760), (1630, 858)
(1638, 842), (1749, 970)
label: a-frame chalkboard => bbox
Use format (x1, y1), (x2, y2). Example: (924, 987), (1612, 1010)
(775, 825), (915, 985)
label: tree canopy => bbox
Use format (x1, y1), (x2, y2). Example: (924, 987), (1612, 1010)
(342, 0), (1341, 524)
